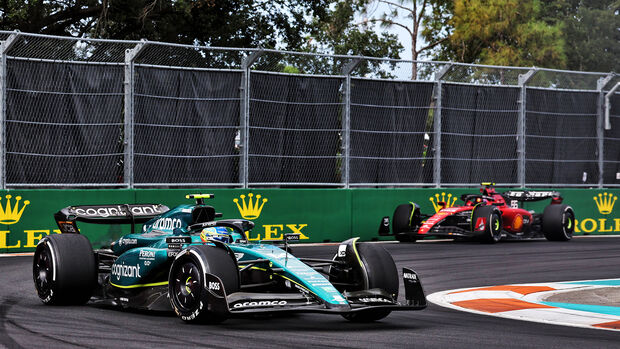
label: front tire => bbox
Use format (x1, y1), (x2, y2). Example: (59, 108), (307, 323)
(33, 234), (97, 305)
(543, 205), (575, 241)
(392, 203), (419, 242)
(168, 245), (239, 323)
(333, 242), (398, 322)
(472, 206), (502, 244)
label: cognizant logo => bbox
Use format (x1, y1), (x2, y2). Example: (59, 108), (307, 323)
(111, 263), (141, 280)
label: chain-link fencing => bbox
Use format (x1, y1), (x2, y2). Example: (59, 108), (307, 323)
(0, 31), (618, 188)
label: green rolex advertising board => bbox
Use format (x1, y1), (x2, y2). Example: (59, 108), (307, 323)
(1, 188), (618, 253)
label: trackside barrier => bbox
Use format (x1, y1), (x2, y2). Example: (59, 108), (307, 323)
(0, 31), (618, 189)
(1, 188), (618, 253)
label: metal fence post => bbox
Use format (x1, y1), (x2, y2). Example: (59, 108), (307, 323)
(240, 49), (263, 189)
(341, 58), (362, 188)
(123, 40), (147, 189)
(0, 31), (20, 190)
(517, 69), (537, 188)
(597, 74), (615, 188)
(604, 82), (620, 130)
(433, 64), (452, 188)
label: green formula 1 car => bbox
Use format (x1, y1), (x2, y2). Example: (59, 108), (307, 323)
(33, 194), (426, 323)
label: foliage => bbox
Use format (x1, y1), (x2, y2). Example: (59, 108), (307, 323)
(551, 0), (620, 72)
(0, 0), (332, 50)
(425, 0), (618, 72)
(442, 0), (567, 69)
(302, 0), (404, 76)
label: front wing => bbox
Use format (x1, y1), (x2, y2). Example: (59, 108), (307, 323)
(203, 267), (426, 316)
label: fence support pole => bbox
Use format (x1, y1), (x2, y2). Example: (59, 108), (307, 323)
(0, 31), (20, 190)
(240, 49), (263, 189)
(123, 40), (147, 189)
(341, 57), (362, 189)
(517, 69), (537, 188)
(433, 64), (452, 188)
(604, 82), (620, 130)
(597, 74), (615, 188)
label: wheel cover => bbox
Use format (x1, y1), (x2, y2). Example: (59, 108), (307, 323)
(172, 262), (202, 311)
(33, 248), (52, 295)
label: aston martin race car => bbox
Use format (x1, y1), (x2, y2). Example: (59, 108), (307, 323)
(379, 183), (575, 244)
(34, 194), (426, 324)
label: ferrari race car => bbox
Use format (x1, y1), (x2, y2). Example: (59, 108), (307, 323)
(33, 194), (426, 324)
(379, 183), (575, 244)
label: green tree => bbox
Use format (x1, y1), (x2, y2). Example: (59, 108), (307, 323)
(0, 0), (333, 50)
(354, 0), (452, 77)
(303, 0), (404, 76)
(444, 0), (567, 68)
(542, 0), (620, 72)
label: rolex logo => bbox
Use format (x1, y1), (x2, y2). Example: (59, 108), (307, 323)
(594, 192), (617, 215)
(0, 195), (30, 224)
(233, 193), (267, 219)
(429, 192), (457, 213)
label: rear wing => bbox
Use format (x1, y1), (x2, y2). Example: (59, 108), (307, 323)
(503, 191), (562, 202)
(54, 204), (169, 234)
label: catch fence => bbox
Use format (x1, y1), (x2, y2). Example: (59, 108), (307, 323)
(0, 31), (618, 188)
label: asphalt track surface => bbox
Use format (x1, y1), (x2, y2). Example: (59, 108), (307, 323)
(2, 237), (620, 348)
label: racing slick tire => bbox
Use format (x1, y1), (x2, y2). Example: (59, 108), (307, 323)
(168, 245), (239, 324)
(392, 203), (419, 242)
(33, 234), (97, 305)
(333, 242), (399, 322)
(542, 204), (575, 241)
(472, 206), (503, 244)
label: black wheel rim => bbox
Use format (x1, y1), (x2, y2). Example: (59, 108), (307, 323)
(33, 247), (52, 296)
(172, 261), (202, 311)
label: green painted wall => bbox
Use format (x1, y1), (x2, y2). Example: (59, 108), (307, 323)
(1, 188), (618, 253)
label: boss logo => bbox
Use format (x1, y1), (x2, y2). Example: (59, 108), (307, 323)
(166, 236), (191, 244)
(208, 282), (221, 291)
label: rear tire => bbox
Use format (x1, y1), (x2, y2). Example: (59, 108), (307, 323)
(338, 243), (398, 322)
(392, 203), (419, 242)
(543, 205), (574, 241)
(33, 234), (97, 305)
(472, 206), (502, 244)
(168, 245), (239, 323)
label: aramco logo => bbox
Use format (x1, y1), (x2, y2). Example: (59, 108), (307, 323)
(594, 192), (617, 215)
(0, 195), (29, 225)
(233, 193), (268, 219)
(429, 192), (457, 213)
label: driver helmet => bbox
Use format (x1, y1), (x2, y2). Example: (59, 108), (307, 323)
(200, 227), (232, 243)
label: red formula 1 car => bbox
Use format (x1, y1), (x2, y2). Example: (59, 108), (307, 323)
(379, 183), (575, 243)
